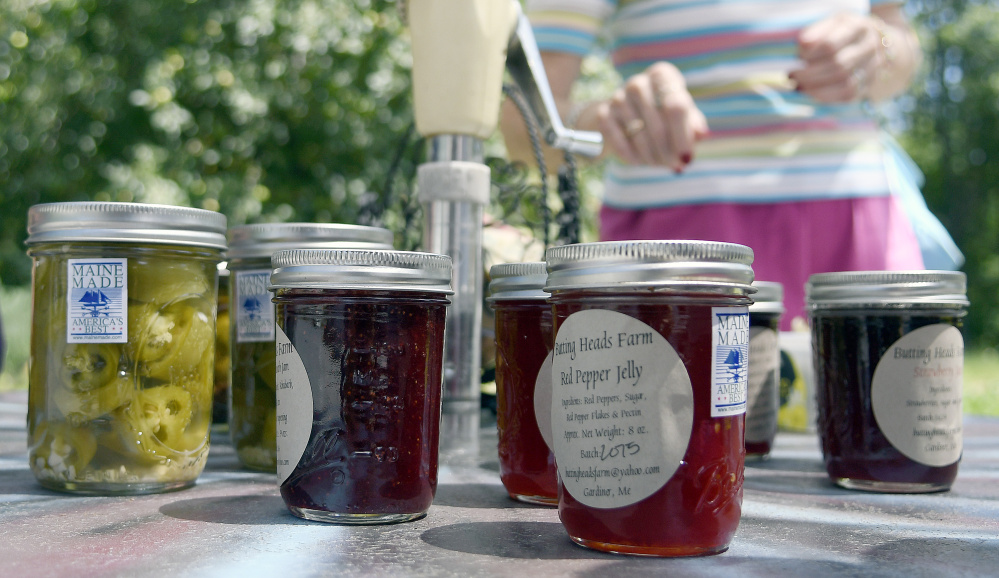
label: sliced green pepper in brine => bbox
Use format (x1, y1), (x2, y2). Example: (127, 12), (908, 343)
(112, 384), (204, 460)
(128, 301), (215, 382)
(30, 421), (98, 479)
(129, 260), (210, 305)
(59, 343), (122, 392)
(53, 374), (134, 424)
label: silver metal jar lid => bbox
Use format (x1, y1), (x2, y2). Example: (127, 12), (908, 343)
(270, 249), (453, 294)
(544, 240), (755, 294)
(487, 262), (548, 301)
(806, 271), (969, 308)
(227, 223), (394, 259)
(26, 202), (227, 250)
(750, 281), (785, 314)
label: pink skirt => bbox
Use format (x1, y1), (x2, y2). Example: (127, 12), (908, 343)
(600, 196), (924, 330)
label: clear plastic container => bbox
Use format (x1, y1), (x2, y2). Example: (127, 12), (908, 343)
(545, 240), (755, 557)
(807, 271), (968, 493)
(487, 262), (557, 505)
(26, 202), (226, 495)
(226, 223), (393, 471)
(271, 249), (451, 524)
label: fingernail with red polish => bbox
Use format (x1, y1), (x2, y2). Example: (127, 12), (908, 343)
(681, 152), (692, 165)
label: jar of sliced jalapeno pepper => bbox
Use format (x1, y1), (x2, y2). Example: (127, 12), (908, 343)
(487, 262), (557, 505)
(26, 202), (226, 495)
(226, 223), (393, 472)
(746, 281), (784, 459)
(271, 249), (451, 524)
(545, 240), (755, 557)
(807, 271), (968, 493)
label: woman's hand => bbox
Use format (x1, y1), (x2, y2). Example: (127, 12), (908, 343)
(595, 62), (708, 171)
(791, 11), (898, 103)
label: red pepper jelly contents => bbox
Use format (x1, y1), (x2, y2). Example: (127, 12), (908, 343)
(488, 263), (557, 505)
(545, 241), (755, 557)
(807, 271), (968, 494)
(271, 250), (452, 524)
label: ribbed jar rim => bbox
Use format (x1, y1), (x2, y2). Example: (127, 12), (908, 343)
(750, 281), (785, 314)
(544, 240), (755, 294)
(487, 262), (548, 301)
(270, 249), (453, 294)
(806, 271), (968, 308)
(227, 223), (393, 259)
(26, 202), (227, 250)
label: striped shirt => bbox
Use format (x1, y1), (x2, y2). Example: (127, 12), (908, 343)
(527, 0), (899, 209)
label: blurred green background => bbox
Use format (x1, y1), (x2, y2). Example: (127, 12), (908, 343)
(1, 0), (998, 414)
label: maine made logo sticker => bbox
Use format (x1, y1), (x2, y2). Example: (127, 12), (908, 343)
(67, 258), (128, 343)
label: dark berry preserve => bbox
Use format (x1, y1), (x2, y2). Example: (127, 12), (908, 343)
(807, 271), (968, 493)
(270, 250), (451, 524)
(226, 224), (393, 472)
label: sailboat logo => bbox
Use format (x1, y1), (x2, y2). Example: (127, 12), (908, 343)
(242, 296), (263, 320)
(723, 348), (744, 382)
(79, 289), (112, 317)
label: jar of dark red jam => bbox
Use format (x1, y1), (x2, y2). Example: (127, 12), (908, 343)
(807, 271), (968, 493)
(487, 262), (557, 505)
(226, 224), (393, 472)
(746, 281), (784, 459)
(545, 240), (755, 557)
(270, 249), (451, 524)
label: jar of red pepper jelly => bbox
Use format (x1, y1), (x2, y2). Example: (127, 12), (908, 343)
(270, 249), (452, 524)
(544, 240), (755, 557)
(746, 281), (784, 459)
(487, 262), (557, 505)
(806, 271), (968, 493)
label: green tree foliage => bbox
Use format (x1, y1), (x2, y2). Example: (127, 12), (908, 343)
(0, 0), (419, 286)
(4, 0), (999, 351)
(902, 0), (999, 346)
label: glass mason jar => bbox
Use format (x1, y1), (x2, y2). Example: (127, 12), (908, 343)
(213, 263), (231, 424)
(226, 223), (393, 472)
(746, 281), (784, 459)
(487, 262), (557, 505)
(271, 249), (451, 524)
(26, 202), (226, 495)
(807, 271), (968, 493)
(545, 241), (755, 557)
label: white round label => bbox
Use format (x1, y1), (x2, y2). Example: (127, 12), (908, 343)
(746, 326), (780, 444)
(533, 351), (555, 450)
(871, 324), (963, 467)
(551, 309), (693, 509)
(275, 324), (315, 484)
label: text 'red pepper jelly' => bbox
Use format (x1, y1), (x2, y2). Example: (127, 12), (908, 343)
(270, 249), (451, 524)
(545, 240), (755, 557)
(226, 223), (393, 472)
(807, 271), (968, 493)
(746, 281), (784, 459)
(487, 262), (557, 505)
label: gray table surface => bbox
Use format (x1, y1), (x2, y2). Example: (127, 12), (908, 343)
(1, 389), (997, 578)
